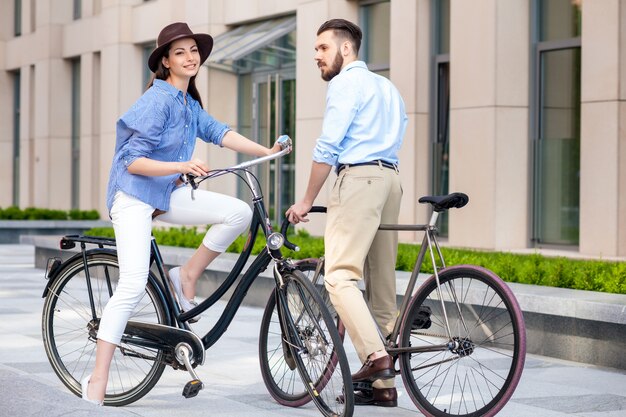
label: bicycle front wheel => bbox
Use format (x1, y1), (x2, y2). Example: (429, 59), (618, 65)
(399, 265), (526, 417)
(259, 259), (345, 407)
(41, 251), (168, 406)
(277, 268), (353, 417)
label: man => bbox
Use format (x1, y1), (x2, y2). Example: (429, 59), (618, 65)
(286, 18), (407, 407)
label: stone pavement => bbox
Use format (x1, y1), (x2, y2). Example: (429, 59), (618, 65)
(1, 243), (625, 417)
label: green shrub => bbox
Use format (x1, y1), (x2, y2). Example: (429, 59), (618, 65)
(84, 226), (626, 295)
(0, 206), (101, 220)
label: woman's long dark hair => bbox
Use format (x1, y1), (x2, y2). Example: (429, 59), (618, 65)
(146, 47), (204, 108)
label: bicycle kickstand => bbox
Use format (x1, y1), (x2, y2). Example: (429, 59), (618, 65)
(175, 343), (204, 398)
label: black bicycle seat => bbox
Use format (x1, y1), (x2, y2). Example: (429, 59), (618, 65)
(418, 193), (469, 212)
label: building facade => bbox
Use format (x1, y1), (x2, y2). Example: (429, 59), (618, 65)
(1, 0), (625, 258)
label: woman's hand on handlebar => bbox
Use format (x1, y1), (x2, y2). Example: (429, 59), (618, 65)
(179, 158), (209, 177)
(286, 200), (312, 224)
(270, 135), (292, 155)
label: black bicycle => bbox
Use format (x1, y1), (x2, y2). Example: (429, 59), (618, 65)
(259, 194), (526, 417)
(40, 137), (354, 417)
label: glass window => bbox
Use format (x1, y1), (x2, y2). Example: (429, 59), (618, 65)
(71, 59), (81, 209)
(432, 0), (451, 236)
(14, 0), (22, 36)
(539, 0), (581, 42)
(73, 0), (81, 20)
(535, 48), (581, 245)
(359, 0), (390, 77)
(142, 43), (155, 89)
(13, 71), (21, 206)
(532, 0), (582, 246)
(436, 0), (450, 54)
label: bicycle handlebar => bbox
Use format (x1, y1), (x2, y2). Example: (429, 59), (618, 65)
(183, 135), (292, 189)
(280, 206), (327, 251)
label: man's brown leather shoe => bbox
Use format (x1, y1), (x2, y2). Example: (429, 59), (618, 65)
(355, 387), (398, 407)
(351, 355), (395, 382)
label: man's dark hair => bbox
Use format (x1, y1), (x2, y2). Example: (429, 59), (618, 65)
(317, 19), (362, 55)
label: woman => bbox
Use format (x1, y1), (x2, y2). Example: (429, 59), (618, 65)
(82, 22), (286, 405)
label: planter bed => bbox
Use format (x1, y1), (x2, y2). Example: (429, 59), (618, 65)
(0, 220), (112, 244)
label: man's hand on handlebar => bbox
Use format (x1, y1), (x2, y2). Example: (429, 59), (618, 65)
(286, 200), (312, 224)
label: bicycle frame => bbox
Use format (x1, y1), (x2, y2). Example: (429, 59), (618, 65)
(368, 210), (459, 355)
(50, 145), (297, 356)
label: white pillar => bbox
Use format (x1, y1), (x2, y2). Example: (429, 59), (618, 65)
(448, 0), (530, 250)
(579, 0), (626, 257)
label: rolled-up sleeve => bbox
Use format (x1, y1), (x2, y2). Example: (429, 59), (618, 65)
(312, 76), (360, 166)
(196, 108), (231, 146)
(117, 103), (168, 167)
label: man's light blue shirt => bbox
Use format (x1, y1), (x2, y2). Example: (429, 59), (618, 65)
(106, 79), (230, 212)
(312, 61), (407, 168)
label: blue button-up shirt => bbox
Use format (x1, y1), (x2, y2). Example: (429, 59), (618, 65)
(106, 79), (230, 212)
(312, 61), (407, 168)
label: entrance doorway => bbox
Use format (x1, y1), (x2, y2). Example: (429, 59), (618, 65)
(252, 72), (296, 225)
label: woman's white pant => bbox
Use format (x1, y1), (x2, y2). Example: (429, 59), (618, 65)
(96, 188), (252, 345)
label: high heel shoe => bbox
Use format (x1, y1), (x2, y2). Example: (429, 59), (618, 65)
(81, 374), (103, 406)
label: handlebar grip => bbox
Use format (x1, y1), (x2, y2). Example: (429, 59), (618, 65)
(280, 206), (327, 251)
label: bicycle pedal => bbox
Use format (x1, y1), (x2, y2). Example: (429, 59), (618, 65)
(182, 379), (203, 398)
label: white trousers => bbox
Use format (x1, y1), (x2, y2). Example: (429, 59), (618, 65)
(97, 188), (252, 344)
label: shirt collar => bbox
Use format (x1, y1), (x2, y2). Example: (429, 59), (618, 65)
(340, 60), (368, 74)
(153, 79), (185, 99)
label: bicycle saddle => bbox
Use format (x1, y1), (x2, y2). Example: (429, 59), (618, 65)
(418, 192), (469, 212)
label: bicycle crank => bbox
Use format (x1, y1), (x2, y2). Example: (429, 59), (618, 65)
(176, 343), (204, 398)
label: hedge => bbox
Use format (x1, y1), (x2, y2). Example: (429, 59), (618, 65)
(0, 206), (100, 220)
(85, 226), (626, 295)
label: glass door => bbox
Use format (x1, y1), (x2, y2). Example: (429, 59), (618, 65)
(252, 72), (296, 225)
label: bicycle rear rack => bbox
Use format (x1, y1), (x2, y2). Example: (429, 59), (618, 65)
(60, 235), (117, 250)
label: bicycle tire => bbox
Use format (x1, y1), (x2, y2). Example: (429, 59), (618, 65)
(259, 259), (345, 406)
(42, 251), (168, 406)
(398, 265), (526, 417)
(277, 269), (353, 417)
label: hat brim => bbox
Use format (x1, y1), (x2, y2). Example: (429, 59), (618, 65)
(148, 33), (213, 73)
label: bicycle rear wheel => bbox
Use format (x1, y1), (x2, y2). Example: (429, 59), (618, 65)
(277, 268), (353, 417)
(259, 259), (345, 406)
(41, 251), (168, 406)
(399, 265), (526, 417)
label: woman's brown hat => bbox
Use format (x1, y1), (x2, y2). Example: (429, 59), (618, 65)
(148, 22), (213, 72)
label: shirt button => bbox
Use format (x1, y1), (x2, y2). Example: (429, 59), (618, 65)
(185, 125), (188, 128)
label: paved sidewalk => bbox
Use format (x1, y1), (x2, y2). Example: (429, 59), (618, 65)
(1, 244), (625, 417)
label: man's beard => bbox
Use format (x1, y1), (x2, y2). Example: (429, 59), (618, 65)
(321, 52), (343, 81)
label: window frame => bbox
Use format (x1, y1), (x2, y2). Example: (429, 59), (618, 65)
(358, 0), (391, 75)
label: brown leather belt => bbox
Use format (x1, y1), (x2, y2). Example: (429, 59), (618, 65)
(336, 160), (397, 174)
